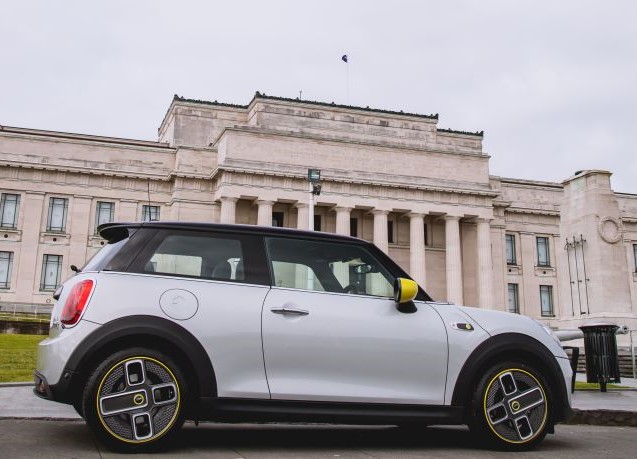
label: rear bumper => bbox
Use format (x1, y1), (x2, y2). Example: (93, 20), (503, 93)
(33, 369), (78, 405)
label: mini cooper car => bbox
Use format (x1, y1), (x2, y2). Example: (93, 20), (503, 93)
(35, 222), (572, 452)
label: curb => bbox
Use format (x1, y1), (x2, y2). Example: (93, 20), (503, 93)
(0, 382), (33, 388)
(567, 409), (637, 427)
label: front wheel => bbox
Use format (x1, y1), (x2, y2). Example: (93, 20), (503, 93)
(468, 362), (552, 451)
(82, 348), (187, 452)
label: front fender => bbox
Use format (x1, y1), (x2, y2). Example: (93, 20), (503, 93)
(451, 332), (571, 423)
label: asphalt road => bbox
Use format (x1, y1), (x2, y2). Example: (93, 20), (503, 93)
(2, 420), (635, 458)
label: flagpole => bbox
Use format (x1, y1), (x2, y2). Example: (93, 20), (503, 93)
(342, 54), (350, 105)
(346, 60), (350, 105)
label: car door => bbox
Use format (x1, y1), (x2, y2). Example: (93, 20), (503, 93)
(261, 236), (448, 405)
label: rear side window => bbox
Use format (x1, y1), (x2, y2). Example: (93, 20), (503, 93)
(82, 237), (131, 272)
(128, 230), (268, 285)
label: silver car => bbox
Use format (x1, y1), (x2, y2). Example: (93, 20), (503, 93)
(35, 222), (572, 452)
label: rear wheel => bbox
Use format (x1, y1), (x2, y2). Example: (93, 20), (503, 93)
(82, 348), (187, 452)
(469, 362), (551, 451)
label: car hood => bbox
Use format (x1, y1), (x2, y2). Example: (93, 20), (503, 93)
(436, 304), (567, 359)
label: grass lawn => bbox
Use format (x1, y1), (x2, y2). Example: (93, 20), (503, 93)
(0, 334), (45, 383)
(574, 381), (630, 390)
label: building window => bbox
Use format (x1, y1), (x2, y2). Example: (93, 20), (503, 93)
(540, 285), (554, 317)
(313, 215), (321, 231)
(0, 251), (13, 289)
(507, 283), (519, 314)
(46, 197), (68, 232)
(634, 244), (637, 272)
(40, 254), (62, 291)
(424, 223), (429, 246)
(505, 234), (517, 265)
(350, 218), (358, 238)
(536, 236), (550, 267)
(387, 220), (394, 243)
(142, 205), (160, 222)
(0, 193), (20, 229)
(272, 212), (284, 227)
(95, 201), (114, 234)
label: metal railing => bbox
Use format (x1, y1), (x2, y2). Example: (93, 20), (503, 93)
(0, 303), (52, 322)
(631, 330), (636, 379)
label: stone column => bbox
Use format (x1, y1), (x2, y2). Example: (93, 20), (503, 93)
(445, 215), (464, 305)
(332, 206), (353, 286)
(335, 207), (351, 236)
(372, 210), (389, 254)
(476, 218), (494, 309)
(256, 200), (274, 226)
(15, 192), (45, 302)
(296, 203), (309, 230)
(409, 213), (426, 286)
(219, 197), (237, 224)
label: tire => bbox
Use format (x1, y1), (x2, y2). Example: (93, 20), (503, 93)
(82, 348), (187, 452)
(468, 362), (552, 451)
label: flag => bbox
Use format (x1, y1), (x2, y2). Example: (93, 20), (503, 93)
(341, 54), (348, 63)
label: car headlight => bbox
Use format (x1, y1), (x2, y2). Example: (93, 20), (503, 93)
(534, 319), (561, 346)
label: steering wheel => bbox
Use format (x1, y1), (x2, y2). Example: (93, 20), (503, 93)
(343, 283), (361, 294)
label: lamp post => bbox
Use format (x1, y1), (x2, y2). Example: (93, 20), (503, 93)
(307, 168), (321, 231)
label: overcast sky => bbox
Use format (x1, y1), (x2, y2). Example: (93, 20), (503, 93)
(1, 0), (636, 193)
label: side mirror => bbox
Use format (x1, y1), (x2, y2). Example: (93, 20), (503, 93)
(394, 278), (418, 313)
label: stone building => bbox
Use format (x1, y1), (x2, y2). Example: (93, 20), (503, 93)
(0, 93), (636, 335)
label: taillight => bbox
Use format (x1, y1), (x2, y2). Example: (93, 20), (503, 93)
(60, 279), (94, 326)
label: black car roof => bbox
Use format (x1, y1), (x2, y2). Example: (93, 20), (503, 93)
(98, 221), (368, 245)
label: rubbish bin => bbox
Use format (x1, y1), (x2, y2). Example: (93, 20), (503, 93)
(579, 323), (621, 392)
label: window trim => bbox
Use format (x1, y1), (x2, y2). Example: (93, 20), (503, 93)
(507, 283), (520, 314)
(95, 201), (115, 234)
(540, 285), (554, 317)
(0, 193), (20, 229)
(349, 217), (358, 238)
(142, 205), (160, 222)
(46, 197), (69, 233)
(40, 254), (63, 291)
(0, 251), (13, 289)
(536, 236), (551, 267)
(387, 219), (395, 244)
(505, 233), (517, 265)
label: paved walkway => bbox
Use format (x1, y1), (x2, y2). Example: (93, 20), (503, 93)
(1, 374), (636, 425)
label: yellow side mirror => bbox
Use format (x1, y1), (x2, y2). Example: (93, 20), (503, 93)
(394, 278), (418, 304)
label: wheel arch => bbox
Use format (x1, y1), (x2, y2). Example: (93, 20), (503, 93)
(66, 315), (216, 408)
(451, 333), (569, 423)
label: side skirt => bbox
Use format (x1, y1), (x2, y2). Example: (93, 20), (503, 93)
(191, 398), (465, 425)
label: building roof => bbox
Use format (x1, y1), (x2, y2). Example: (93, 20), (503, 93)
(172, 92), (441, 121)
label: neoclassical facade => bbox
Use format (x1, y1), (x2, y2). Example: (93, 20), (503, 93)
(1, 93), (636, 335)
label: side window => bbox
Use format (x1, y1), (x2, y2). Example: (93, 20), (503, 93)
(133, 232), (246, 281)
(265, 237), (395, 298)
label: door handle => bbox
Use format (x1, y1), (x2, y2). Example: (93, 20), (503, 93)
(270, 306), (309, 316)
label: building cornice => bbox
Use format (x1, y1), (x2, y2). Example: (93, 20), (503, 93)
(496, 175), (564, 190)
(505, 207), (560, 217)
(212, 125), (489, 159)
(215, 164), (499, 198)
(0, 125), (171, 150)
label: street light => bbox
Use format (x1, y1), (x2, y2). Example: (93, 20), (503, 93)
(307, 169), (321, 230)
